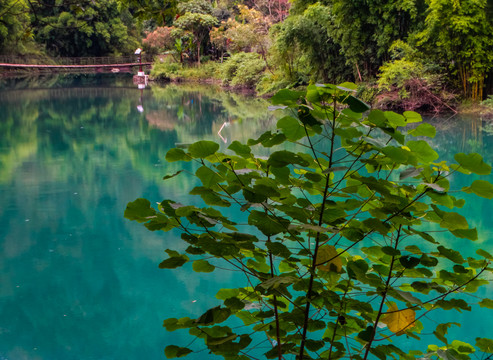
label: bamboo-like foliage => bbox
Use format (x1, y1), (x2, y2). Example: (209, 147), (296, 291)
(126, 83), (493, 360)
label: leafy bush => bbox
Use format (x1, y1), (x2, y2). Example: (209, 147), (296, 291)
(150, 57), (221, 81)
(179, 61), (221, 80)
(220, 52), (266, 88)
(126, 83), (493, 360)
(377, 59), (424, 91)
(482, 95), (493, 108)
(255, 69), (293, 95)
(150, 57), (182, 81)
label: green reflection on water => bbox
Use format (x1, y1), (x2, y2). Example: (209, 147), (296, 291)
(1, 75), (492, 359)
(0, 75), (276, 360)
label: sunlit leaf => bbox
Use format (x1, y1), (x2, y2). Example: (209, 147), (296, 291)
(462, 180), (493, 199)
(381, 304), (416, 335)
(454, 153), (491, 175)
(385, 111), (407, 127)
(407, 140), (439, 162)
(403, 111), (423, 123)
(408, 123), (436, 138)
(316, 245), (343, 273)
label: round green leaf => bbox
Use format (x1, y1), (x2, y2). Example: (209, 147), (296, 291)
(124, 198), (156, 222)
(454, 153), (492, 175)
(408, 123), (436, 138)
(189, 140), (220, 158)
(193, 259), (215, 273)
(165, 345), (193, 358)
(403, 111), (423, 123)
(228, 141), (251, 158)
(407, 140), (439, 163)
(476, 338), (493, 353)
(462, 180), (493, 199)
(196, 166), (222, 187)
(166, 148), (189, 162)
(277, 116), (305, 141)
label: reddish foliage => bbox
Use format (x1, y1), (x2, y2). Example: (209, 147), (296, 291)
(143, 27), (174, 51)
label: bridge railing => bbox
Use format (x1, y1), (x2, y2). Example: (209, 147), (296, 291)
(0, 55), (153, 65)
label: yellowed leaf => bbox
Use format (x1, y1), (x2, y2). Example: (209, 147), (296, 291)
(381, 304), (416, 335)
(316, 245), (343, 273)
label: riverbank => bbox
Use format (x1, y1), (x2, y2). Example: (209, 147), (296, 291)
(148, 62), (493, 118)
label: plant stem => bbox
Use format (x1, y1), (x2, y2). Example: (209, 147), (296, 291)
(268, 243), (283, 360)
(362, 226), (402, 360)
(298, 98), (338, 360)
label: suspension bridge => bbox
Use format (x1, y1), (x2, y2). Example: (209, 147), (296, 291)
(0, 55), (153, 73)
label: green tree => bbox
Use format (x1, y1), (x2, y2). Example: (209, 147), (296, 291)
(31, 0), (139, 57)
(416, 0), (493, 100)
(222, 5), (271, 58)
(271, 3), (351, 83)
(126, 83), (493, 359)
(327, 0), (425, 79)
(174, 0), (217, 65)
(0, 0), (33, 54)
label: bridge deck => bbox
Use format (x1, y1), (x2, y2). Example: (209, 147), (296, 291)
(0, 62), (152, 69)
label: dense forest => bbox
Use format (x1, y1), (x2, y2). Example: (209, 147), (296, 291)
(2, 0), (493, 108)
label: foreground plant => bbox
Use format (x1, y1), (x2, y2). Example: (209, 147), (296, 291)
(126, 83), (493, 360)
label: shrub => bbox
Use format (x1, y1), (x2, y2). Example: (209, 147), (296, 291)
(220, 52), (266, 88)
(377, 58), (424, 92)
(150, 57), (182, 81)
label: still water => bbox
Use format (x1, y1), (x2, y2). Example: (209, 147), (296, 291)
(0, 74), (492, 359)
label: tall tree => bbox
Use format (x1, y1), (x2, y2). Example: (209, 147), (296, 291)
(0, 0), (32, 54)
(174, 0), (217, 65)
(417, 0), (493, 100)
(30, 0), (139, 57)
(271, 2), (352, 83)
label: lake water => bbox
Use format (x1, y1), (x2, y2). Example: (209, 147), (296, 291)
(1, 74), (492, 359)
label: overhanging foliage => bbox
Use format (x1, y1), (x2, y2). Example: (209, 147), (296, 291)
(126, 83), (493, 359)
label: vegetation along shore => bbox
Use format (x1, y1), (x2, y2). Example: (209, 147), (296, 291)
(3, 0), (493, 114)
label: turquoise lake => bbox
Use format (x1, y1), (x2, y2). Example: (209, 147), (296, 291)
(1, 74), (492, 359)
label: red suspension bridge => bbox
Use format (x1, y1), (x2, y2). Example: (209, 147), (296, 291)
(0, 55), (153, 73)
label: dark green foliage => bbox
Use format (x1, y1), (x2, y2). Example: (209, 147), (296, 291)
(31, 0), (139, 56)
(0, 0), (33, 54)
(126, 85), (493, 359)
(220, 52), (266, 88)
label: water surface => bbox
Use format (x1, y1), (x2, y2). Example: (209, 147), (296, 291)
(1, 75), (492, 359)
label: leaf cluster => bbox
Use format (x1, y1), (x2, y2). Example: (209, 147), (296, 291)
(126, 83), (493, 360)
